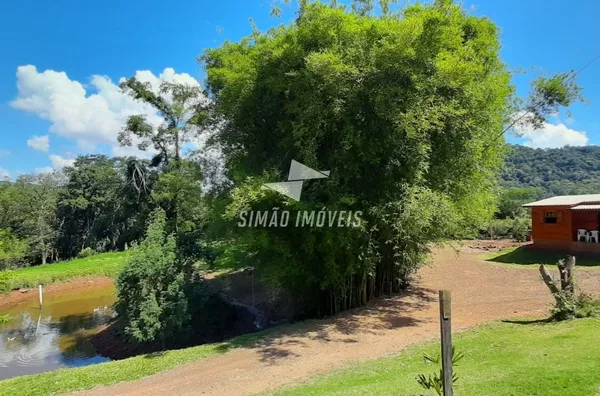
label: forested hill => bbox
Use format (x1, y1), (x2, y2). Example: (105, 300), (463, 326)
(500, 145), (600, 197)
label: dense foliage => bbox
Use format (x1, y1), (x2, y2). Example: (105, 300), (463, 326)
(56, 155), (155, 258)
(0, 1), (585, 346)
(0, 156), (154, 268)
(116, 209), (191, 344)
(501, 145), (600, 197)
(203, 0), (513, 315)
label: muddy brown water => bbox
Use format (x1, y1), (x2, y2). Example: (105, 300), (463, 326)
(0, 284), (116, 380)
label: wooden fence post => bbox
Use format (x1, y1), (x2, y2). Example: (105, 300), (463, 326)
(439, 290), (453, 396)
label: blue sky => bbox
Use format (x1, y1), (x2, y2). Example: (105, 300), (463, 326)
(0, 0), (598, 179)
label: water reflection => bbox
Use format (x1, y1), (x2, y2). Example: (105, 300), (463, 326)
(0, 286), (115, 380)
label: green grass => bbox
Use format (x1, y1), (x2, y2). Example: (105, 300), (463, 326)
(0, 314), (10, 323)
(275, 318), (600, 396)
(483, 246), (600, 267)
(0, 325), (283, 396)
(2, 318), (599, 396)
(0, 251), (130, 293)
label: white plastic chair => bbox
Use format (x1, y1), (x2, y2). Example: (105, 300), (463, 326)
(577, 229), (588, 242)
(590, 230), (599, 243)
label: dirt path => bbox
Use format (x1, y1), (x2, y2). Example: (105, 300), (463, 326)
(79, 247), (600, 396)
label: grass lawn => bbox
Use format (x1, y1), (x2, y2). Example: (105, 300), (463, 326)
(0, 326), (279, 396)
(0, 251), (130, 293)
(483, 246), (600, 267)
(275, 318), (600, 396)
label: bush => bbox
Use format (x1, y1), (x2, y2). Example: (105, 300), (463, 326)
(510, 217), (530, 242)
(482, 219), (511, 239)
(480, 217), (530, 241)
(0, 270), (13, 293)
(552, 292), (600, 321)
(116, 209), (191, 345)
(0, 229), (28, 270)
(77, 247), (96, 258)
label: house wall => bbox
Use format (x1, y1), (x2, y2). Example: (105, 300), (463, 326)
(529, 240), (600, 255)
(571, 210), (599, 236)
(530, 206), (572, 242)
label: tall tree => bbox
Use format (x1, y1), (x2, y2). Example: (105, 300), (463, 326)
(118, 79), (209, 167)
(203, 0), (582, 315)
(56, 155), (151, 258)
(15, 172), (63, 264)
(118, 78), (208, 234)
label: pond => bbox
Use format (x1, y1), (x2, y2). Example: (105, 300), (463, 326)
(0, 284), (116, 381)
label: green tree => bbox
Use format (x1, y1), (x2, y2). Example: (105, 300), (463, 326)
(0, 181), (21, 231)
(116, 209), (190, 345)
(0, 229), (28, 270)
(15, 172), (63, 264)
(500, 145), (600, 197)
(118, 79), (208, 167)
(496, 187), (543, 219)
(56, 155), (153, 258)
(118, 78), (209, 235)
(203, 1), (581, 315)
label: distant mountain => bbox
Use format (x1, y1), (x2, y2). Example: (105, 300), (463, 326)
(500, 145), (600, 197)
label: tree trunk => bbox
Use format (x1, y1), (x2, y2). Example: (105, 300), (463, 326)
(539, 255), (577, 302)
(539, 264), (560, 300)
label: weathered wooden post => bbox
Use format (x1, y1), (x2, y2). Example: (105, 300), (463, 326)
(439, 290), (453, 396)
(38, 284), (43, 309)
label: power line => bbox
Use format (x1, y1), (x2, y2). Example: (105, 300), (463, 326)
(479, 53), (600, 156)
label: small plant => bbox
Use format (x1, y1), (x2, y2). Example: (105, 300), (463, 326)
(416, 346), (464, 395)
(538, 255), (599, 320)
(552, 291), (600, 320)
(0, 270), (13, 294)
(0, 314), (11, 324)
(77, 247), (96, 259)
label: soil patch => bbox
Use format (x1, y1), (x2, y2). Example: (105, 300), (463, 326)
(0, 277), (114, 310)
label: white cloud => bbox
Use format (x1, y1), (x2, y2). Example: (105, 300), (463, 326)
(49, 154), (75, 169)
(514, 121), (588, 149)
(27, 135), (50, 152)
(11, 65), (204, 153)
(0, 150), (10, 157)
(0, 168), (9, 180)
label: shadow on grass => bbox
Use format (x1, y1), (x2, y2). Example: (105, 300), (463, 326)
(501, 318), (553, 325)
(486, 246), (600, 267)
(143, 351), (167, 359)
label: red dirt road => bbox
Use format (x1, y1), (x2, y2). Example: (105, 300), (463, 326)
(78, 246), (600, 396)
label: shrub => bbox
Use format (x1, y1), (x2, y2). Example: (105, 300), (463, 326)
(116, 209), (191, 345)
(510, 217), (530, 242)
(0, 229), (28, 270)
(0, 270), (13, 294)
(482, 218), (511, 239)
(552, 292), (600, 321)
(77, 247), (96, 258)
(416, 347), (464, 396)
(479, 217), (530, 241)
